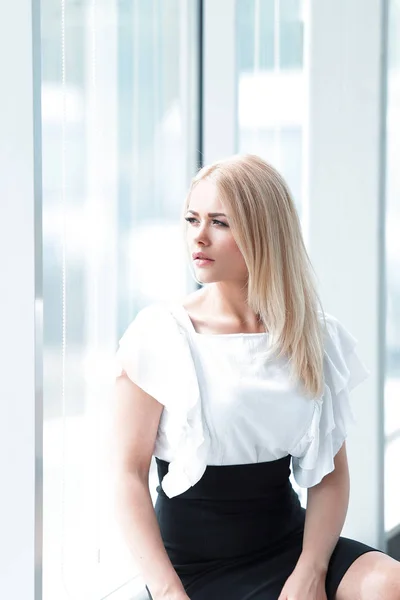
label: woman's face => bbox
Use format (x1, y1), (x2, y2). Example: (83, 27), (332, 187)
(185, 179), (248, 284)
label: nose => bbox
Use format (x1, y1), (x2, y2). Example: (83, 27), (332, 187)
(192, 221), (211, 245)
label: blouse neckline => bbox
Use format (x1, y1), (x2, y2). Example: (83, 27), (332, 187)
(174, 304), (269, 338)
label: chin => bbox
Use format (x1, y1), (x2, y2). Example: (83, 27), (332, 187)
(200, 276), (223, 285)
(193, 272), (215, 284)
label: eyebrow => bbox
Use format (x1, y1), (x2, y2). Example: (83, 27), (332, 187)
(186, 210), (228, 218)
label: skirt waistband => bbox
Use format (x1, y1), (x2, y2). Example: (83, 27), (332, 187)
(155, 454), (292, 501)
(154, 455), (305, 564)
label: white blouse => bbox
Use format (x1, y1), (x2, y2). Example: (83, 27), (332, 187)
(115, 302), (370, 499)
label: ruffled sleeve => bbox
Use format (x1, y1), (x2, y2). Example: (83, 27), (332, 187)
(115, 303), (210, 498)
(291, 313), (370, 488)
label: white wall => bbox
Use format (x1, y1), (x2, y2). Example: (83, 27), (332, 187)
(307, 0), (386, 550)
(0, 1), (43, 598)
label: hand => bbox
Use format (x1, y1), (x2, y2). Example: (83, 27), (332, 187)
(277, 562), (327, 600)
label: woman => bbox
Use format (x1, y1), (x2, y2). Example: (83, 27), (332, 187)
(114, 154), (400, 600)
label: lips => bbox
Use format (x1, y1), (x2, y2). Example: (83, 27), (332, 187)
(192, 252), (214, 261)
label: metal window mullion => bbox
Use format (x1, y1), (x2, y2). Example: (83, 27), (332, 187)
(202, 0), (236, 162)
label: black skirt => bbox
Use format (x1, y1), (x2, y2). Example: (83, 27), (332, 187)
(147, 456), (380, 599)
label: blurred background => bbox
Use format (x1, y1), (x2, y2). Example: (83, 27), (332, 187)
(0, 1), (399, 599)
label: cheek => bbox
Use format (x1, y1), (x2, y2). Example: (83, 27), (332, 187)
(223, 237), (247, 265)
(225, 237), (243, 256)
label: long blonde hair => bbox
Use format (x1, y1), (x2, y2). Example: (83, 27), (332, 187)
(182, 154), (327, 399)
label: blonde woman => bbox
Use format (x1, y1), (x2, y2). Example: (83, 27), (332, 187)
(114, 155), (400, 600)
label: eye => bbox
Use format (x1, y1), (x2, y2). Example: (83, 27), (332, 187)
(184, 217), (228, 227)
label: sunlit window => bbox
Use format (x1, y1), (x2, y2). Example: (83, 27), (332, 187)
(236, 0), (306, 219)
(41, 1), (200, 597)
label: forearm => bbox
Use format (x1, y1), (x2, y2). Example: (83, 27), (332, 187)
(298, 466), (350, 574)
(115, 473), (186, 600)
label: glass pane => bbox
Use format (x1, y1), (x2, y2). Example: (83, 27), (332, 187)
(279, 0), (303, 69)
(385, 0), (400, 534)
(236, 0), (306, 219)
(41, 0), (200, 597)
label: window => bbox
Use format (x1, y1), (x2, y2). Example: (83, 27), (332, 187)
(236, 0), (306, 219)
(41, 1), (200, 597)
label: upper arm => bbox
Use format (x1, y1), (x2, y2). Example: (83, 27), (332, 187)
(113, 370), (164, 481)
(310, 441), (350, 490)
(333, 440), (349, 478)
